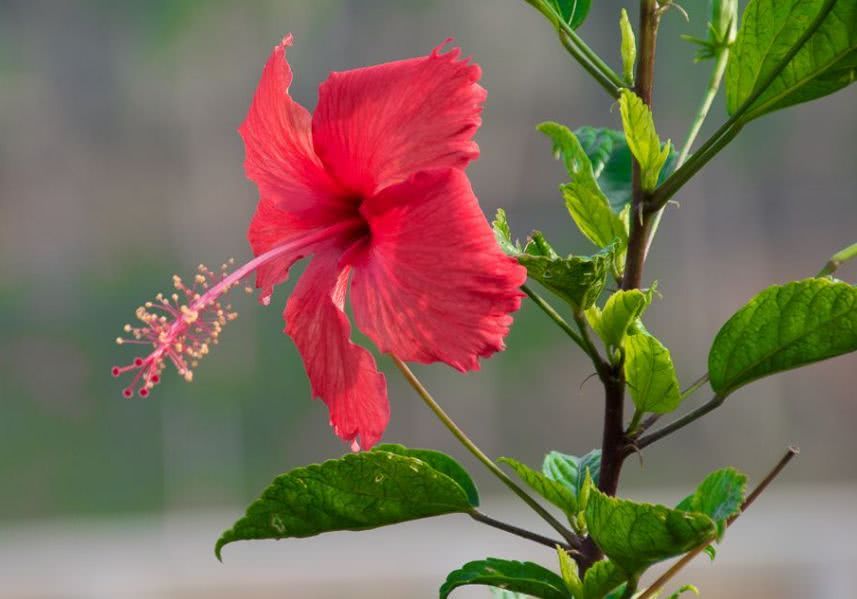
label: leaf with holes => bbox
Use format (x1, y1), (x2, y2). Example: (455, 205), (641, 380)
(215, 450), (474, 560)
(709, 278), (857, 395)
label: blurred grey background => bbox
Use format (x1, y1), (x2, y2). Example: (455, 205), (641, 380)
(1, 1), (856, 597)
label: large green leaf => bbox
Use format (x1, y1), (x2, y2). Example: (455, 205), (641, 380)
(585, 489), (718, 575)
(618, 90), (672, 192)
(575, 127), (677, 213)
(374, 443), (479, 507)
(677, 467), (747, 539)
(519, 232), (611, 310)
(726, 0), (857, 121)
(624, 328), (682, 414)
(215, 450), (473, 559)
(500, 457), (578, 516)
(582, 560), (627, 599)
(586, 288), (654, 349)
(539, 122), (629, 250)
(440, 558), (573, 599)
(542, 449), (602, 498)
(709, 278), (857, 395)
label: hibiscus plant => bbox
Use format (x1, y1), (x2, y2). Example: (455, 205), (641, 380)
(113, 0), (857, 597)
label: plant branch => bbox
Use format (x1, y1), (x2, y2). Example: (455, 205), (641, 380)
(637, 447), (799, 599)
(648, 0), (838, 214)
(523, 0), (624, 98)
(390, 356), (581, 549)
(469, 510), (575, 552)
(631, 393), (727, 453)
(646, 45), (730, 255)
(818, 241), (857, 277)
(680, 372), (710, 400)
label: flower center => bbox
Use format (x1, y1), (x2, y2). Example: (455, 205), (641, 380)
(112, 219), (363, 398)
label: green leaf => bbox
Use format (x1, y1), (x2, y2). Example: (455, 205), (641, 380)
(493, 208), (522, 257)
(709, 278), (857, 395)
(215, 450), (473, 560)
(619, 8), (636, 85)
(618, 90), (672, 192)
(548, 0), (592, 29)
(582, 560), (627, 599)
(677, 467), (748, 539)
(500, 457), (578, 516)
(373, 443), (479, 507)
(519, 233), (611, 310)
(624, 329), (682, 414)
(726, 0), (857, 121)
(669, 584), (701, 598)
(586, 288), (654, 349)
(574, 127), (677, 214)
(440, 558), (573, 599)
(542, 450), (602, 498)
(556, 546), (584, 598)
(538, 122), (628, 250)
(585, 489), (718, 575)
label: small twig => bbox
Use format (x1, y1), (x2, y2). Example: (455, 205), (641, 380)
(817, 241), (857, 277)
(637, 447), (799, 599)
(680, 372), (710, 400)
(632, 394), (727, 452)
(390, 356), (582, 549)
(469, 510), (576, 553)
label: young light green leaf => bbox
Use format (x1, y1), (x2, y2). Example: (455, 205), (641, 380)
(548, 0), (592, 30)
(582, 560), (627, 599)
(618, 90), (672, 192)
(585, 489), (718, 575)
(539, 122), (629, 249)
(624, 329), (682, 414)
(493, 208), (522, 257)
(574, 127), (677, 213)
(586, 288), (654, 349)
(500, 457), (578, 516)
(543, 449), (602, 498)
(556, 545), (584, 598)
(440, 558), (573, 599)
(215, 451), (473, 560)
(669, 584), (701, 598)
(709, 278), (857, 395)
(677, 467), (747, 540)
(374, 443), (480, 508)
(620, 8), (637, 85)
(726, 0), (857, 121)
(519, 233), (611, 310)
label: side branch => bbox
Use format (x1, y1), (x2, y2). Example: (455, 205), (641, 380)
(629, 393), (727, 453)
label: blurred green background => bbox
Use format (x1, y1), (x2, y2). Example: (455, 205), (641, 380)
(1, 1), (856, 597)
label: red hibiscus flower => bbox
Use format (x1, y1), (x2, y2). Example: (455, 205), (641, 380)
(113, 34), (526, 449)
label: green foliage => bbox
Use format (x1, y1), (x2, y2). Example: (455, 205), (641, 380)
(624, 327), (682, 415)
(538, 122), (629, 250)
(585, 488), (718, 575)
(618, 90), (672, 192)
(582, 559), (627, 599)
(215, 449), (475, 559)
(542, 449), (602, 498)
(374, 443), (480, 507)
(586, 288), (654, 350)
(709, 278), (857, 395)
(500, 457), (579, 516)
(493, 208), (521, 256)
(682, 0), (739, 61)
(548, 0), (592, 30)
(726, 0), (857, 120)
(556, 545), (584, 598)
(619, 8), (636, 85)
(677, 467), (747, 540)
(440, 558), (573, 599)
(574, 127), (677, 213)
(519, 233), (612, 310)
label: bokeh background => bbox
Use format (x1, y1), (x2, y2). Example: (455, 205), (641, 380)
(1, 1), (856, 597)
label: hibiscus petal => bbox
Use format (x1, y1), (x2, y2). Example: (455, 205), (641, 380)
(241, 35), (354, 297)
(285, 249), (389, 449)
(349, 169), (526, 372)
(312, 41), (486, 197)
